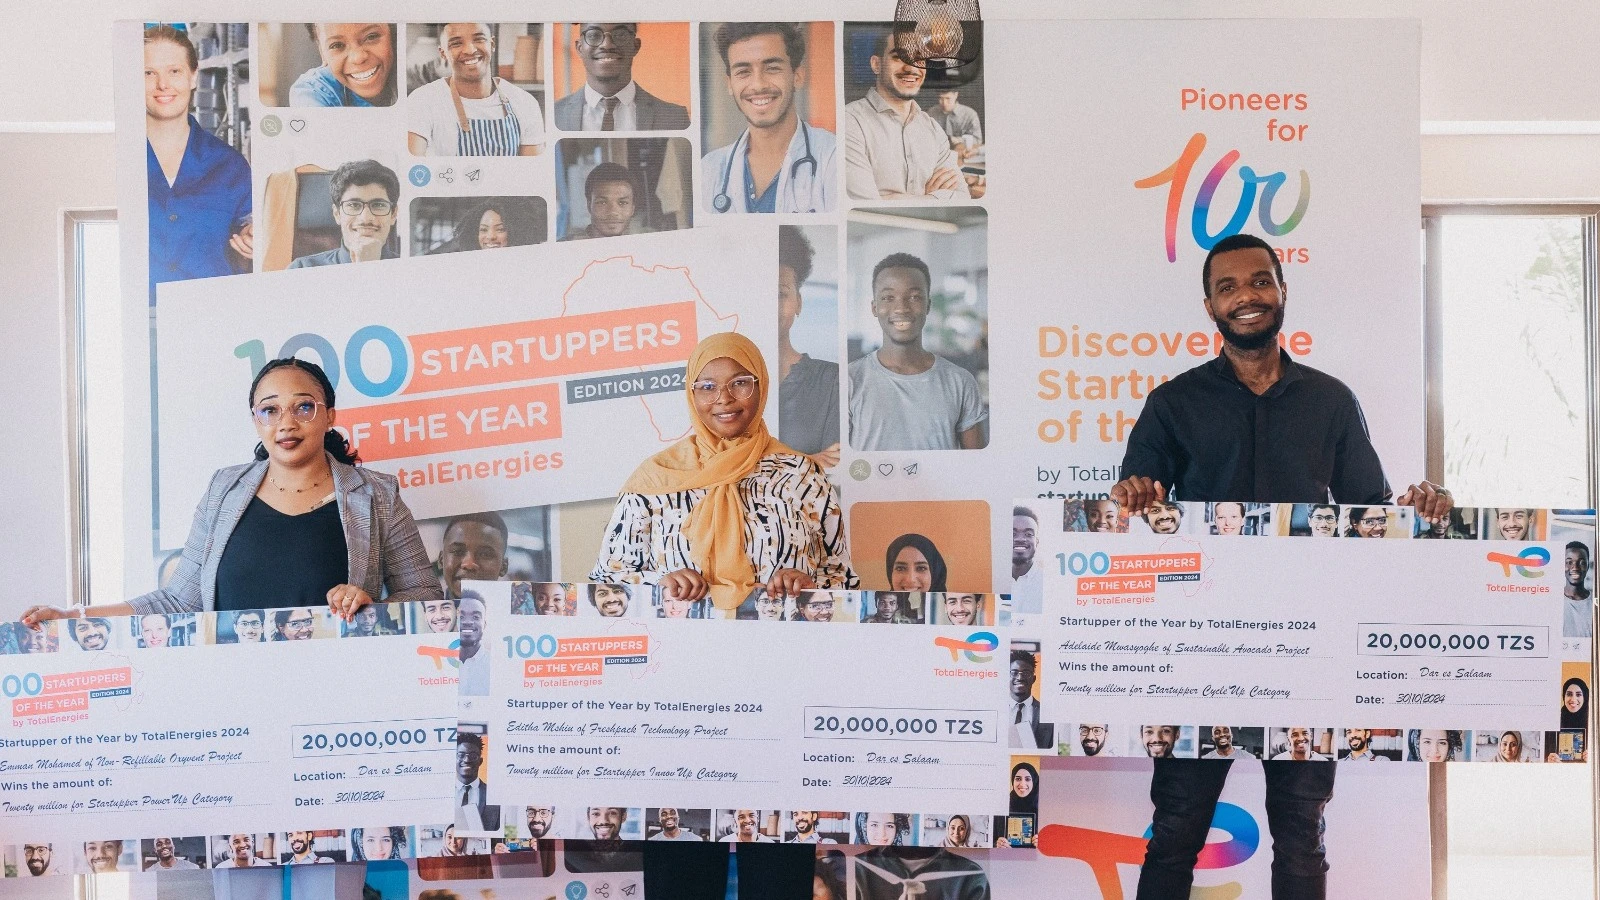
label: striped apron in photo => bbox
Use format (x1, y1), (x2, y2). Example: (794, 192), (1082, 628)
(450, 77), (523, 157)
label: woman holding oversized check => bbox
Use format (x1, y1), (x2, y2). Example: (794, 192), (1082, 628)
(20, 358), (439, 629)
(592, 332), (858, 609)
(594, 332), (854, 900)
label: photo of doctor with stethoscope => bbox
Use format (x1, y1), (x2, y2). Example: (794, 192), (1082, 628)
(700, 22), (837, 214)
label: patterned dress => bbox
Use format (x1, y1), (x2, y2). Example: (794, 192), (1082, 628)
(591, 452), (858, 590)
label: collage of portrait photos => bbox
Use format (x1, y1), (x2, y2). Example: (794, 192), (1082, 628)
(141, 20), (989, 608)
(0, 600), (470, 656)
(0, 829), (643, 879)
(6, 824), (1022, 899)
(504, 580), (1001, 626)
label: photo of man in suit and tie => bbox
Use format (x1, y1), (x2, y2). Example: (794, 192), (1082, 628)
(1007, 646), (1053, 750)
(455, 730), (501, 833)
(554, 23), (690, 131)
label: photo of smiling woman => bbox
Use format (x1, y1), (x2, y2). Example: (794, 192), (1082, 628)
(415, 197), (548, 254)
(144, 24), (252, 305)
(1008, 760), (1040, 817)
(258, 23), (398, 107)
(1561, 675), (1589, 731)
(19, 358), (440, 632)
(886, 533), (948, 592)
(1407, 729), (1465, 762)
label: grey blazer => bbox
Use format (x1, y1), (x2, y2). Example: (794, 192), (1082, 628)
(130, 455), (442, 614)
(553, 83), (689, 131)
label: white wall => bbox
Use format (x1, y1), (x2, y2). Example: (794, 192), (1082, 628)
(1424, 134), (1600, 201)
(0, 133), (115, 617)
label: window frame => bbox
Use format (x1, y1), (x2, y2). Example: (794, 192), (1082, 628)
(61, 207), (118, 610)
(1420, 203), (1600, 503)
(1421, 203), (1600, 900)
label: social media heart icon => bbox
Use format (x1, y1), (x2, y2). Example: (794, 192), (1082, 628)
(288, 119), (306, 132)
(876, 463), (894, 477)
(566, 881), (588, 900)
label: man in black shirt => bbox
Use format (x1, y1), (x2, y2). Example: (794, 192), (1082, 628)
(1111, 233), (1451, 900)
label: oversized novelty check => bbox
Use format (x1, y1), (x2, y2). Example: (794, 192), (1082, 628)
(0, 603), (457, 848)
(1032, 500), (1592, 761)
(465, 581), (1010, 815)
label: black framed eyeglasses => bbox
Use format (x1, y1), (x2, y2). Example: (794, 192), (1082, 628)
(337, 198), (394, 216)
(580, 25), (637, 48)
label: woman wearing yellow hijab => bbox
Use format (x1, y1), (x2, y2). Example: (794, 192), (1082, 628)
(591, 332), (857, 610)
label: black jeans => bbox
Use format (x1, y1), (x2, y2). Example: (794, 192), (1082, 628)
(642, 841), (817, 900)
(1136, 758), (1335, 900)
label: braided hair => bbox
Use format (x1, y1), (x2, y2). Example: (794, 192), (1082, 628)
(248, 358), (359, 465)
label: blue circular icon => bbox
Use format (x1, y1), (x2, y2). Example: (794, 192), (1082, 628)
(565, 881), (588, 900)
(408, 165), (431, 187)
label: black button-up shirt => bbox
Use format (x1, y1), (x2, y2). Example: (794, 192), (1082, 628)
(1120, 352), (1391, 504)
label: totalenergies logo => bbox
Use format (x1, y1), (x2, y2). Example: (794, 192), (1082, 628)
(417, 640), (462, 670)
(1135, 133), (1310, 262)
(934, 631), (998, 663)
(1039, 802), (1260, 900)
(1488, 547), (1550, 578)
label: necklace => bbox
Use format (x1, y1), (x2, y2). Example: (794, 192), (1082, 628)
(269, 469), (328, 494)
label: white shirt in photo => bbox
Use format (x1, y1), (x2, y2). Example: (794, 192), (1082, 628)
(1011, 563), (1043, 617)
(583, 81), (639, 131)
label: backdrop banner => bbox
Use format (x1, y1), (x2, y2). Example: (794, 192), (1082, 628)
(153, 225), (777, 535)
(840, 18), (1424, 595)
(106, 14), (1450, 898)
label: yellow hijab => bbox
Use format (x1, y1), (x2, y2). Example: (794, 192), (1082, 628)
(621, 332), (796, 609)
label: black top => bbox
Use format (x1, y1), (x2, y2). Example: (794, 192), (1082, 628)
(1120, 352), (1391, 504)
(215, 496), (348, 611)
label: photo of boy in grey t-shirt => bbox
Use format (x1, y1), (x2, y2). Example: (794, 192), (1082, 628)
(848, 252), (987, 451)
